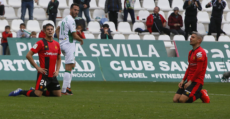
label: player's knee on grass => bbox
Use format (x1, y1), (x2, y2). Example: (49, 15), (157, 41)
(173, 94), (181, 103)
(52, 90), (61, 97)
(34, 90), (43, 97)
(179, 95), (189, 103)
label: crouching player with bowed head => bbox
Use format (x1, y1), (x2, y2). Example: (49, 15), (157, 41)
(9, 23), (62, 97)
(173, 32), (210, 103)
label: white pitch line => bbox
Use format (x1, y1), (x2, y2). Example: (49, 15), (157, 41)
(72, 90), (230, 96)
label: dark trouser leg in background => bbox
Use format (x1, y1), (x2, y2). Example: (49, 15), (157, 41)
(170, 29), (179, 35)
(184, 17), (191, 41)
(109, 11), (118, 30)
(49, 13), (57, 26)
(2, 43), (8, 55)
(129, 9), (136, 24)
(162, 28), (171, 36)
(215, 18), (222, 41)
(123, 8), (128, 22)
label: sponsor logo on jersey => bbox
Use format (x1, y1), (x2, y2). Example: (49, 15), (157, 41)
(196, 52), (202, 59)
(55, 46), (57, 49)
(33, 44), (38, 49)
(44, 52), (58, 56)
(185, 90), (191, 95)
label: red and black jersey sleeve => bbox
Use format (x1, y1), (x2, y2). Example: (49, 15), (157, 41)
(31, 40), (43, 53)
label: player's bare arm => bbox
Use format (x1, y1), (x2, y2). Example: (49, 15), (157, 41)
(56, 26), (60, 40)
(26, 50), (47, 74)
(54, 54), (61, 77)
(72, 32), (84, 45)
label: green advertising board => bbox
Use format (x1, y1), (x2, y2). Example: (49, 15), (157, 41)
(175, 41), (230, 58)
(8, 38), (168, 57)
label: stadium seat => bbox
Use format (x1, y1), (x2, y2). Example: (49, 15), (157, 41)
(118, 22), (134, 34)
(93, 9), (105, 19)
(26, 20), (41, 32)
(103, 22), (118, 33)
(118, 12), (123, 22)
(138, 10), (150, 21)
(88, 21), (101, 33)
(158, 0), (172, 11)
(11, 19), (24, 32)
(167, 11), (173, 19)
(222, 15), (228, 24)
(226, 12), (230, 22)
(12, 32), (16, 38)
(39, 0), (50, 8)
(17, 8), (29, 19)
(33, 1), (39, 8)
(8, 0), (21, 7)
(173, 35), (185, 41)
(202, 0), (212, 12)
(98, 0), (105, 9)
(0, 19), (9, 32)
(113, 34), (125, 40)
(172, 0), (183, 11)
(57, 9), (61, 18)
(219, 36), (230, 42)
(158, 35), (174, 47)
(121, 0), (125, 9)
(63, 9), (70, 18)
(68, 0), (73, 6)
(224, 2), (230, 12)
(159, 11), (166, 20)
(4, 7), (18, 19)
(197, 23), (207, 35)
(84, 33), (95, 39)
(197, 11), (210, 23)
(132, 22), (145, 32)
(223, 24), (230, 35)
(143, 34), (156, 40)
(143, 0), (156, 10)
(134, 0), (143, 10)
(90, 0), (98, 9)
(33, 8), (47, 20)
(2, 0), (7, 6)
(128, 34), (140, 40)
(42, 20), (55, 30)
(203, 35), (216, 42)
(58, 0), (68, 9)
(97, 34), (101, 39)
(0, 32), (2, 38)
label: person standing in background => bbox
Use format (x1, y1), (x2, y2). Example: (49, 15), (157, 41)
(1, 26), (12, 55)
(21, 0), (38, 22)
(73, 0), (91, 24)
(123, 0), (136, 24)
(183, 0), (202, 40)
(47, 0), (59, 26)
(0, 0), (5, 16)
(105, 0), (122, 30)
(206, 0), (226, 41)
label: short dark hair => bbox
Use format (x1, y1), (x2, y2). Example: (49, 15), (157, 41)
(20, 23), (26, 27)
(70, 3), (79, 9)
(5, 25), (10, 29)
(155, 6), (160, 11)
(43, 25), (46, 29)
(45, 23), (54, 29)
(103, 24), (109, 28)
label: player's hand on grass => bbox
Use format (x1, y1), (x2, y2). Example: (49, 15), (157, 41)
(178, 80), (184, 89)
(37, 67), (47, 74)
(184, 80), (192, 89)
(53, 71), (59, 77)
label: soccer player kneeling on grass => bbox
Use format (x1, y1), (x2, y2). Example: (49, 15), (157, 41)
(9, 23), (62, 97)
(173, 32), (210, 103)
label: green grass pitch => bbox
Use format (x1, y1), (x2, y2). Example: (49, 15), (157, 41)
(0, 81), (230, 119)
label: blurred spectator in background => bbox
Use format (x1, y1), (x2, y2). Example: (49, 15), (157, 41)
(105, 0), (122, 30)
(1, 26), (12, 55)
(17, 23), (30, 38)
(146, 6), (171, 36)
(76, 25), (86, 39)
(39, 25), (46, 38)
(21, 0), (38, 22)
(123, 0), (136, 24)
(101, 24), (113, 40)
(169, 0), (173, 7)
(168, 7), (185, 37)
(0, 0), (5, 16)
(47, 0), (59, 26)
(183, 0), (202, 40)
(206, 0), (226, 41)
(30, 31), (37, 38)
(73, 0), (91, 24)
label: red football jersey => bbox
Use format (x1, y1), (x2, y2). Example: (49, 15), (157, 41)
(182, 46), (208, 85)
(31, 39), (61, 77)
